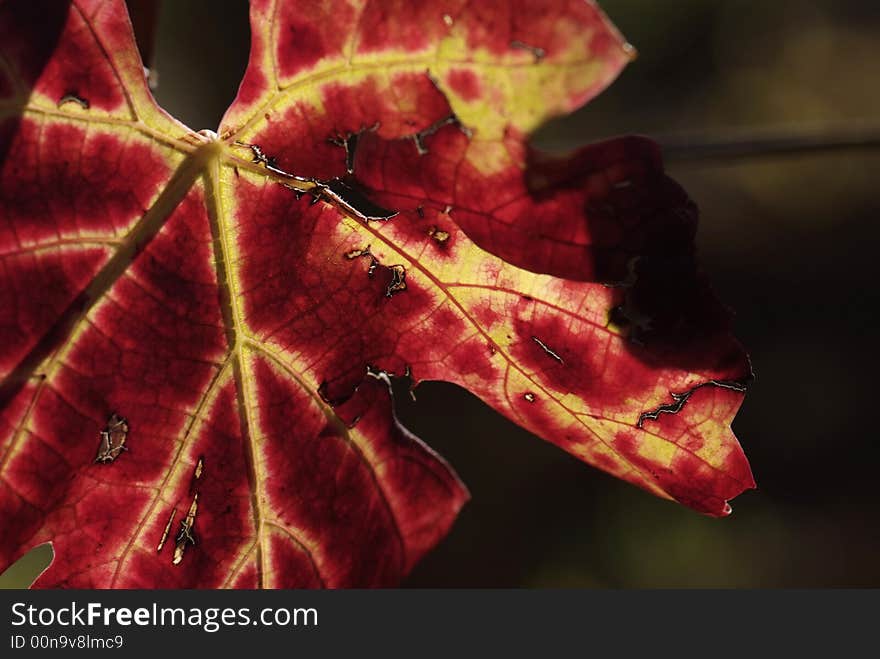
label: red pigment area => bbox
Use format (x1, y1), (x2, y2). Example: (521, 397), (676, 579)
(248, 101), (346, 181)
(510, 310), (604, 398)
(356, 132), (463, 205)
(278, 20), (331, 78)
(275, 1), (357, 79)
(0, 381), (57, 567)
(1, 120), (170, 244)
(443, 332), (502, 386)
(252, 355), (465, 584)
(510, 286), (746, 411)
(469, 299), (503, 328)
(231, 25), (268, 110)
(588, 26), (625, 59)
(637, 386), (750, 469)
(0, 380), (37, 437)
(231, 562), (258, 588)
(446, 68), (481, 101)
(508, 302), (668, 416)
(325, 73), (451, 139)
(0, 117), (172, 376)
(461, 0), (616, 61)
(0, 247), (108, 378)
(350, 0), (610, 61)
(35, 482), (156, 588)
(0, 477), (42, 570)
(354, 0), (453, 54)
(232, 63), (268, 109)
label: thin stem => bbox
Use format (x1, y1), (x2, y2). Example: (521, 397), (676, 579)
(659, 121), (880, 164)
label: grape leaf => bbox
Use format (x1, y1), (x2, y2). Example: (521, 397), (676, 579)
(0, 0), (754, 588)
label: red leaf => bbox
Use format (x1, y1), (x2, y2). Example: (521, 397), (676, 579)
(0, 0), (753, 588)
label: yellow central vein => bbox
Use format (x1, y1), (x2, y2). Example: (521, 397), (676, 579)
(203, 146), (268, 588)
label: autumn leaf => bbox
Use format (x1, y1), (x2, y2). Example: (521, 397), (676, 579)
(0, 0), (754, 588)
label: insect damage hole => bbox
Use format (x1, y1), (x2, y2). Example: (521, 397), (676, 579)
(510, 40), (545, 62)
(94, 413), (129, 464)
(385, 265), (407, 298)
(329, 132), (359, 174)
(636, 379), (749, 429)
(327, 123), (378, 175)
(321, 177), (398, 222)
(344, 247), (407, 297)
(344, 245), (379, 278)
(409, 115), (472, 155)
(408, 75), (474, 155)
(232, 140), (398, 222)
(156, 508), (176, 553)
(531, 336), (564, 365)
(172, 493), (199, 565)
(193, 456), (204, 481)
(58, 92), (90, 109)
(427, 226), (450, 245)
(190, 456), (205, 493)
(233, 140), (313, 187)
(523, 392), (537, 403)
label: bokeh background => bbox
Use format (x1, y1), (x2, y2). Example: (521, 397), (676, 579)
(2, 0), (878, 588)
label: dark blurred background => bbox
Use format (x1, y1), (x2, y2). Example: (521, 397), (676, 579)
(2, 0), (878, 588)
